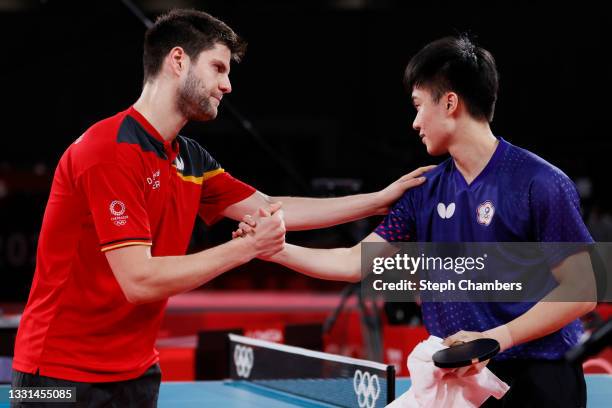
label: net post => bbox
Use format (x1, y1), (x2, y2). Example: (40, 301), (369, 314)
(386, 364), (396, 405)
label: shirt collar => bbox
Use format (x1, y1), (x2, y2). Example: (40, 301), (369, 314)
(127, 106), (180, 162)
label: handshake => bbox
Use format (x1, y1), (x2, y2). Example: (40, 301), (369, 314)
(232, 202), (286, 260)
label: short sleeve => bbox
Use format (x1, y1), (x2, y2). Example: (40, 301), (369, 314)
(199, 172), (256, 225)
(374, 192), (416, 242)
(78, 163), (152, 252)
(530, 168), (593, 266)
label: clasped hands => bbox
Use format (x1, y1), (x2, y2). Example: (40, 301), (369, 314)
(232, 202), (286, 259)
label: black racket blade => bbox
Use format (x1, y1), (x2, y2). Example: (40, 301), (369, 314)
(432, 338), (500, 368)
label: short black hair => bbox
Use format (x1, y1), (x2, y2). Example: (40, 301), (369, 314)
(404, 36), (498, 122)
(143, 9), (247, 82)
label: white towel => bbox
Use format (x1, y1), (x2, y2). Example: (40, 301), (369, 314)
(387, 336), (509, 408)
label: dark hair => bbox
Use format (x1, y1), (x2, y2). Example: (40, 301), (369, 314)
(403, 36), (498, 122)
(143, 9), (247, 82)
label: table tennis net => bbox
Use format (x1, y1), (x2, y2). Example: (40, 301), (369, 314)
(228, 334), (395, 408)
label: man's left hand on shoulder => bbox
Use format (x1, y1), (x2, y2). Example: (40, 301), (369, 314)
(375, 165), (436, 214)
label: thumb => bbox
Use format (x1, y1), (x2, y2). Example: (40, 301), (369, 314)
(259, 207), (271, 217)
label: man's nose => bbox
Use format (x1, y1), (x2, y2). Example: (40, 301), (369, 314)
(220, 75), (232, 94)
(412, 117), (420, 132)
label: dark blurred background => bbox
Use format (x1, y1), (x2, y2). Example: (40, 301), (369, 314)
(1, 0), (611, 301)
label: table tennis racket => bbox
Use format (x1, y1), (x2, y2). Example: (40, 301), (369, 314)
(432, 338), (500, 368)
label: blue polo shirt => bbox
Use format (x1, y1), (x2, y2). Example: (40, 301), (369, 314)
(375, 137), (593, 360)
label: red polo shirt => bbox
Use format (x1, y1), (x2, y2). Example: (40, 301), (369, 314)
(13, 106), (255, 382)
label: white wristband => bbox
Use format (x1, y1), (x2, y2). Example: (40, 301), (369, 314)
(483, 324), (514, 352)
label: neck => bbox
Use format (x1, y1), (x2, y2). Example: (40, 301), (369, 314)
(133, 80), (187, 142)
(448, 120), (498, 184)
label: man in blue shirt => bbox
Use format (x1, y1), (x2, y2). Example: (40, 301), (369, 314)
(235, 36), (596, 406)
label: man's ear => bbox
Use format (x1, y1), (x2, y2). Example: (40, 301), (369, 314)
(445, 92), (459, 114)
(167, 46), (187, 76)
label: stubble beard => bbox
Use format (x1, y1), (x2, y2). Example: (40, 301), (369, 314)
(177, 68), (216, 122)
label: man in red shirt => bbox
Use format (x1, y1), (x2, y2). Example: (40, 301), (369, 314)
(11, 8), (430, 407)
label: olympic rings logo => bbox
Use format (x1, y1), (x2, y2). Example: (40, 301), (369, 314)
(353, 369), (381, 408)
(109, 200), (126, 216)
(233, 345), (254, 378)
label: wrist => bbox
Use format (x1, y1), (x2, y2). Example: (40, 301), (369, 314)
(232, 235), (258, 263)
(483, 324), (514, 352)
(369, 191), (387, 215)
(265, 245), (287, 263)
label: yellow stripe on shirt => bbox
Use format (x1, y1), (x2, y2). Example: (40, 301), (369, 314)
(101, 240), (152, 252)
(173, 167), (225, 185)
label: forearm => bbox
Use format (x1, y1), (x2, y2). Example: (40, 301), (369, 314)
(272, 193), (383, 231)
(500, 300), (595, 349)
(483, 251), (597, 351)
(128, 239), (254, 304)
(270, 243), (361, 282)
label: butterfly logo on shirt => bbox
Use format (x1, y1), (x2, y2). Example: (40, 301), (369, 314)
(437, 202), (456, 219)
(175, 156), (185, 172)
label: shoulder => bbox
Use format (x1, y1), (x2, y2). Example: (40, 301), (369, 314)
(67, 110), (146, 176)
(422, 157), (453, 182)
(506, 142), (574, 188)
(502, 142), (577, 206)
(176, 135), (201, 152)
(395, 157), (453, 206)
(502, 141), (569, 181)
(176, 135), (222, 172)
(405, 157), (453, 193)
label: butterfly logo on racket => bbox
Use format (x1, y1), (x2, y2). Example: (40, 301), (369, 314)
(233, 345), (254, 378)
(353, 369), (381, 408)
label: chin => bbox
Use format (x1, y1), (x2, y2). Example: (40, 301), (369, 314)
(425, 144), (448, 156)
(190, 109), (217, 122)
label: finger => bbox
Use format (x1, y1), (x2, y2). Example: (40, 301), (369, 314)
(269, 201), (283, 214)
(412, 165), (437, 176)
(238, 222), (252, 232)
(473, 361), (487, 373)
(400, 176), (427, 186)
(441, 368), (458, 379)
(405, 165), (437, 179)
(461, 361), (486, 377)
(442, 335), (465, 347)
(243, 214), (257, 227)
(442, 335), (457, 347)
(258, 207), (271, 217)
(457, 365), (475, 377)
